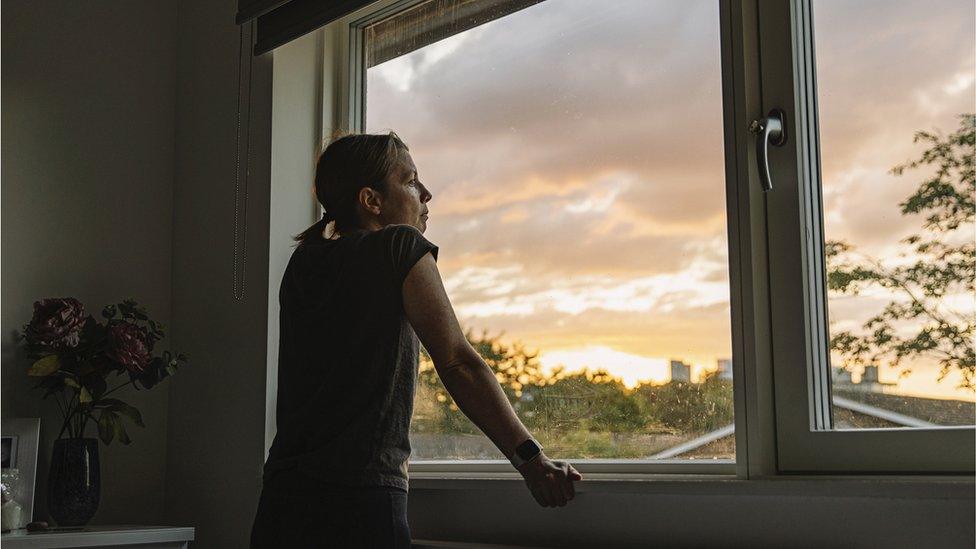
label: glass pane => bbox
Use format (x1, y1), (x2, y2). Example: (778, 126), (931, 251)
(814, 0), (975, 427)
(365, 0), (733, 460)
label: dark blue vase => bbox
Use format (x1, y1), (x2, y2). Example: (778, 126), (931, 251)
(48, 438), (100, 526)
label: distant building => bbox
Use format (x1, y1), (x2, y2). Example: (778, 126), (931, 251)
(832, 365), (895, 394)
(861, 365), (880, 384)
(855, 365), (896, 393)
(670, 360), (691, 383)
(832, 367), (853, 385)
(716, 359), (733, 381)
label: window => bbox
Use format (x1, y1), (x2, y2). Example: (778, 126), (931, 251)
(760, 0), (975, 472)
(814, 0), (975, 428)
(364, 0), (736, 465)
(321, 0), (975, 477)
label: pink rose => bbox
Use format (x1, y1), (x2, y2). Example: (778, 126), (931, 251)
(25, 298), (87, 349)
(107, 323), (151, 372)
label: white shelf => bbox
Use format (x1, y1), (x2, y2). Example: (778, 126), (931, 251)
(1, 525), (194, 549)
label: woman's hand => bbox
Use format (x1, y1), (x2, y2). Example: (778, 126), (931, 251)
(515, 452), (583, 507)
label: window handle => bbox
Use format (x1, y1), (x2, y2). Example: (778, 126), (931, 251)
(749, 109), (787, 192)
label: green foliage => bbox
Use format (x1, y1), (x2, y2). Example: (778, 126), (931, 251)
(633, 372), (734, 433)
(528, 373), (646, 432)
(539, 429), (647, 459)
(415, 330), (735, 449)
(826, 114), (976, 390)
(417, 328), (558, 435)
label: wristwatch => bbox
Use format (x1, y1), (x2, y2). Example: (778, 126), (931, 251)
(510, 437), (543, 468)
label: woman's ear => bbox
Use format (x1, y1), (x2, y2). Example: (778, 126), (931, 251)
(358, 186), (383, 215)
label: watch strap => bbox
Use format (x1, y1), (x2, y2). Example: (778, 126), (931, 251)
(510, 437), (543, 468)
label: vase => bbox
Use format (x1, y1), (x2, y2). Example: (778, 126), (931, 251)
(48, 438), (100, 526)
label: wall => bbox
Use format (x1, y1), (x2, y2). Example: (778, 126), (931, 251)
(266, 30), (323, 455)
(406, 477), (974, 548)
(163, 0), (273, 547)
(1, 0), (177, 525)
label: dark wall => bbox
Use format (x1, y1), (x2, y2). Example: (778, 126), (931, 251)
(1, 0), (177, 524)
(164, 0), (273, 546)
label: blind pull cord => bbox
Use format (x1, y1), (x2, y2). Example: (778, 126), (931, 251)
(233, 22), (254, 302)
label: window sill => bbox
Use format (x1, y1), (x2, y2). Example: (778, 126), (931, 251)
(408, 471), (974, 499)
(408, 458), (736, 476)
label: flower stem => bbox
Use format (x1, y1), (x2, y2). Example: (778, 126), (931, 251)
(57, 389), (80, 439)
(100, 379), (135, 399)
(54, 392), (65, 419)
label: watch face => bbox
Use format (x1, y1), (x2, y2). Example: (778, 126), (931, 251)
(516, 439), (541, 460)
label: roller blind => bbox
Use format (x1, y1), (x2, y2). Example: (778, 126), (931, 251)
(235, 0), (290, 24)
(236, 0), (376, 55)
(366, 0), (544, 67)
(238, 0), (545, 58)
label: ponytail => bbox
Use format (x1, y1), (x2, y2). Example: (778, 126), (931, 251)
(292, 210), (335, 243)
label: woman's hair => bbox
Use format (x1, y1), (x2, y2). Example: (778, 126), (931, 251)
(293, 131), (410, 243)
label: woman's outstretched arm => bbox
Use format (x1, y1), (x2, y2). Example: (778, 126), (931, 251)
(402, 252), (531, 462)
(402, 252), (581, 507)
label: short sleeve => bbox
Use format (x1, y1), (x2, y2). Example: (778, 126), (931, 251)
(386, 224), (439, 287)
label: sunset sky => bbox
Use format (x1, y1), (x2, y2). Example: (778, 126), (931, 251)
(365, 0), (975, 401)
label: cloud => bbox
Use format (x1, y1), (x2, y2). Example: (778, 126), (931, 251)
(363, 0), (974, 398)
(367, 0), (727, 225)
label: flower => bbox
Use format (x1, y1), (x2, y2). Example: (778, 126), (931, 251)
(25, 298), (87, 349)
(106, 323), (151, 372)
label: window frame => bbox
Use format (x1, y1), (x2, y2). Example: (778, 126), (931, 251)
(310, 0), (975, 481)
(758, 0), (976, 473)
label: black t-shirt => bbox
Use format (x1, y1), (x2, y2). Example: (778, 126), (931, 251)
(263, 224), (439, 492)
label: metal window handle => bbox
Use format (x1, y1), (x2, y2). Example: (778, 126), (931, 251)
(749, 108), (787, 192)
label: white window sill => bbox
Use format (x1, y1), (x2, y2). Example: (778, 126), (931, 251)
(408, 472), (974, 499)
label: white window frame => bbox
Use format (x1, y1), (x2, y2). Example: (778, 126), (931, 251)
(759, 0), (975, 473)
(306, 0), (974, 481)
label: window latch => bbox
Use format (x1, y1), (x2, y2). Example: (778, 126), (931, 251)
(749, 109), (787, 192)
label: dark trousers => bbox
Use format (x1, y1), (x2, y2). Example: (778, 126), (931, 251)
(250, 468), (411, 548)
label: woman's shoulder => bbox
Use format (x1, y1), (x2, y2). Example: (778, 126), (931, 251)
(379, 223), (423, 235)
(298, 225), (432, 259)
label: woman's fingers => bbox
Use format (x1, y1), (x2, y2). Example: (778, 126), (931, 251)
(568, 464), (582, 481)
(551, 470), (569, 507)
(530, 485), (547, 507)
(559, 465), (574, 500)
(531, 481), (550, 507)
(542, 477), (560, 507)
(522, 459), (582, 507)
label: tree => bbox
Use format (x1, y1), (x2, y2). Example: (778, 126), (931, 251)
(415, 328), (563, 434)
(826, 114), (975, 391)
(531, 371), (646, 433)
(633, 372), (734, 433)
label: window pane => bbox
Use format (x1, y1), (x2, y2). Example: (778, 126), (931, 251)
(814, 0), (975, 427)
(365, 0), (734, 459)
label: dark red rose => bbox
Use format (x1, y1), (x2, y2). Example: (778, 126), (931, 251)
(25, 298), (87, 349)
(106, 323), (151, 372)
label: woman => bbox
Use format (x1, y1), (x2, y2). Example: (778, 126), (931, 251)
(250, 132), (583, 548)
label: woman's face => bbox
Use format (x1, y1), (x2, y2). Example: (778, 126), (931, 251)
(379, 151), (432, 233)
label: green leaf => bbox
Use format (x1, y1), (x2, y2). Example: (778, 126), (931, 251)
(79, 387), (92, 403)
(113, 416), (132, 445)
(116, 404), (145, 428)
(87, 376), (107, 400)
(63, 377), (80, 389)
(97, 411), (115, 445)
(28, 355), (61, 376)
